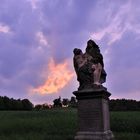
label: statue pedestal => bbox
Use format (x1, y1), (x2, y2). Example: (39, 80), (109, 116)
(73, 89), (114, 140)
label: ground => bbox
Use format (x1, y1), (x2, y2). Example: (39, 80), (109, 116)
(0, 108), (139, 140)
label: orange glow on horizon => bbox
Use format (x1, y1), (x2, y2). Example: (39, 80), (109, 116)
(33, 58), (74, 94)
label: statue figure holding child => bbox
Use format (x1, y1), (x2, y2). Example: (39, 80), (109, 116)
(73, 39), (107, 90)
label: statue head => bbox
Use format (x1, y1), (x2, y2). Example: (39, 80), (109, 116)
(87, 39), (98, 48)
(73, 48), (82, 55)
(86, 39), (99, 53)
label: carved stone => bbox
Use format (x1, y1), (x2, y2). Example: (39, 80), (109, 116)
(73, 40), (107, 91)
(73, 89), (114, 140)
(73, 40), (114, 139)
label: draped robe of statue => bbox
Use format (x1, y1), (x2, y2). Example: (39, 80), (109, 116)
(85, 40), (107, 84)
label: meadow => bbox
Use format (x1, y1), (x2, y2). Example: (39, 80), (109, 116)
(0, 108), (139, 140)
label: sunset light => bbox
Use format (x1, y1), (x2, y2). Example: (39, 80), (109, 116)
(33, 58), (74, 94)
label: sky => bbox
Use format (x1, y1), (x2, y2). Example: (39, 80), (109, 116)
(0, 0), (140, 104)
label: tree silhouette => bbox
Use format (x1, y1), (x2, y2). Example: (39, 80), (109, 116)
(0, 96), (33, 110)
(53, 96), (62, 107)
(22, 99), (33, 110)
(69, 96), (77, 108)
(62, 98), (69, 107)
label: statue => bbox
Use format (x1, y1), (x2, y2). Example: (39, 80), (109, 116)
(73, 39), (107, 90)
(73, 40), (114, 140)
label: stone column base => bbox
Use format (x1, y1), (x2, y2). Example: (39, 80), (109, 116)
(75, 130), (114, 140)
(73, 89), (114, 140)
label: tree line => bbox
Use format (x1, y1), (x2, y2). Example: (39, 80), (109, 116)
(0, 95), (139, 111)
(34, 96), (77, 110)
(0, 96), (33, 110)
(109, 99), (140, 111)
(35, 97), (140, 111)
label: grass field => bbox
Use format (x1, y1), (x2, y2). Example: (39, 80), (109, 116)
(0, 109), (139, 140)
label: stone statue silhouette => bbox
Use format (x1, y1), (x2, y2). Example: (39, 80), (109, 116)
(73, 40), (107, 90)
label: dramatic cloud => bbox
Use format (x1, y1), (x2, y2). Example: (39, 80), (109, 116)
(92, 0), (140, 45)
(33, 58), (74, 94)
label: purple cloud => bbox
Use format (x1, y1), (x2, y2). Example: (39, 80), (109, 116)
(0, 0), (140, 104)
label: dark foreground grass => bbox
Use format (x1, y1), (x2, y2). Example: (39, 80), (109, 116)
(111, 111), (140, 134)
(0, 109), (76, 140)
(0, 109), (139, 140)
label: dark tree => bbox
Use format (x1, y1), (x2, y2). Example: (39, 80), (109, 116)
(69, 96), (77, 108)
(62, 98), (69, 106)
(0, 96), (33, 110)
(42, 103), (50, 109)
(109, 99), (140, 111)
(53, 96), (62, 107)
(22, 99), (33, 110)
(34, 104), (42, 110)
(0, 96), (5, 110)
